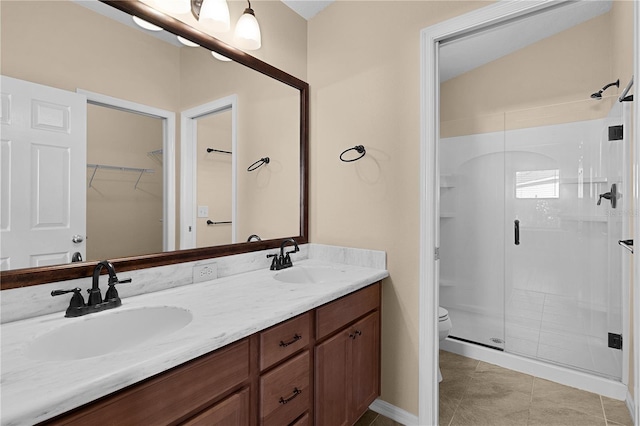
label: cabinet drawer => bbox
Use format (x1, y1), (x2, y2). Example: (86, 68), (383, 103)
(181, 387), (249, 426)
(260, 312), (311, 371)
(46, 339), (250, 425)
(316, 283), (380, 340)
(260, 351), (310, 426)
(291, 412), (310, 426)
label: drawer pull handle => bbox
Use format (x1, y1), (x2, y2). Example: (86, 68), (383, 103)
(349, 330), (362, 339)
(279, 334), (302, 347)
(279, 387), (302, 404)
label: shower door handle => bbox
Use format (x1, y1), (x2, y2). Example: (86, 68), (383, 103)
(618, 239), (633, 253)
(514, 220), (520, 245)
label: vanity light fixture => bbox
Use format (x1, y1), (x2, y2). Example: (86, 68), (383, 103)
(191, 0), (230, 33)
(132, 16), (163, 31)
(233, 0), (261, 50)
(211, 51), (232, 61)
(177, 35), (199, 47)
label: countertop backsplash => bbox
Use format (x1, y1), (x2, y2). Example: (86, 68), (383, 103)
(1, 244), (386, 324)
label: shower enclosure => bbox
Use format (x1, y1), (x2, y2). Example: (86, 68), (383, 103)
(439, 98), (629, 380)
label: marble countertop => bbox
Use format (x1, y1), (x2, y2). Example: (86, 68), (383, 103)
(1, 259), (388, 425)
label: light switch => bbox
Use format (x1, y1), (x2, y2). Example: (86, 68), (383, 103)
(197, 205), (209, 218)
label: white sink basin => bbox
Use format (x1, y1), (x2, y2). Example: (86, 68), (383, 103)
(25, 306), (192, 361)
(273, 266), (347, 284)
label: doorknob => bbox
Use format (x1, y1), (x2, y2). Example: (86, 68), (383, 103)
(72, 234), (84, 243)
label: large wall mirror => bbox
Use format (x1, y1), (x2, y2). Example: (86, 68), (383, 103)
(0, 0), (309, 288)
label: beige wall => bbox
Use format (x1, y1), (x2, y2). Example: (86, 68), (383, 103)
(308, 1), (491, 415)
(179, 46), (301, 242)
(0, 1), (181, 112)
(87, 105), (164, 259)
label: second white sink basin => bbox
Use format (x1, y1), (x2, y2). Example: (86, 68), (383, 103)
(273, 266), (347, 284)
(25, 306), (192, 361)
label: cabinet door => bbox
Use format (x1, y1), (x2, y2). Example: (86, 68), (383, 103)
(181, 387), (249, 426)
(315, 330), (350, 426)
(349, 311), (380, 421)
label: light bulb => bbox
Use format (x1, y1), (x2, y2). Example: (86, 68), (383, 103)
(200, 0), (230, 33)
(233, 7), (261, 50)
(154, 0), (190, 14)
(211, 51), (232, 62)
(132, 16), (163, 31)
(177, 36), (199, 47)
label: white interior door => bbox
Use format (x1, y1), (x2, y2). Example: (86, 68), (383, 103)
(1, 75), (87, 270)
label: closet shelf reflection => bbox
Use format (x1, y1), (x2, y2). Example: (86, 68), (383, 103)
(87, 164), (155, 189)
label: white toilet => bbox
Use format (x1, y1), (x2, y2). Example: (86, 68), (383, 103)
(438, 307), (452, 382)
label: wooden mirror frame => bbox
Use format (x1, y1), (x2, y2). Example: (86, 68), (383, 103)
(0, 0), (309, 289)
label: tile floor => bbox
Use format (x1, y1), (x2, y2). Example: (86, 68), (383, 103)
(355, 351), (634, 426)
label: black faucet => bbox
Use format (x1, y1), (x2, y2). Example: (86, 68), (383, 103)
(52, 260), (131, 317)
(267, 238), (299, 271)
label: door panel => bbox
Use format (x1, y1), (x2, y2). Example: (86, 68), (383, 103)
(503, 101), (623, 379)
(0, 75), (86, 270)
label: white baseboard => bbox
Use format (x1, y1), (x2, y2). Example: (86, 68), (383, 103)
(369, 398), (419, 426)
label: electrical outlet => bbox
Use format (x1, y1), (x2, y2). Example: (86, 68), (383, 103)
(193, 262), (218, 283)
(197, 205), (209, 218)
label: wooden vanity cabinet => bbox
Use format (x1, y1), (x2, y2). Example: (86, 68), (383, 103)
(314, 284), (381, 426)
(42, 339), (252, 426)
(41, 283), (381, 426)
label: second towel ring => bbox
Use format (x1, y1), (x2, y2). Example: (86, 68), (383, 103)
(247, 157), (270, 172)
(340, 145), (366, 162)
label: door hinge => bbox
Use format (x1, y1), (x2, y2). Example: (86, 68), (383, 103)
(609, 125), (623, 141)
(434, 247), (440, 261)
(608, 332), (622, 350)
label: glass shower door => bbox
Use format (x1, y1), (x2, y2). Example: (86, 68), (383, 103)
(439, 113), (506, 349)
(503, 99), (624, 379)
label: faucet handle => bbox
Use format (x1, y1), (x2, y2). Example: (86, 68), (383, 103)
(105, 277), (131, 301)
(267, 253), (279, 270)
(52, 288), (86, 309)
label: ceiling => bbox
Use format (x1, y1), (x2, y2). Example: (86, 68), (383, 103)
(439, 0), (612, 82)
(281, 0), (333, 20)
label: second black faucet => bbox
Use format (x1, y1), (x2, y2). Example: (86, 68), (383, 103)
(268, 238), (299, 271)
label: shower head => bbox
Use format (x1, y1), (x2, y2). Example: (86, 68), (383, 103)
(591, 79), (620, 100)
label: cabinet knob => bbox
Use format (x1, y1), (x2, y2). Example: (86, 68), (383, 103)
(349, 330), (362, 339)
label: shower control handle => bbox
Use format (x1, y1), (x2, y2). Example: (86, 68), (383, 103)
(597, 183), (618, 208)
(514, 219), (520, 246)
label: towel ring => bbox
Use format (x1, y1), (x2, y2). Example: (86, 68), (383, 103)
(340, 145), (366, 162)
(247, 157), (270, 172)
